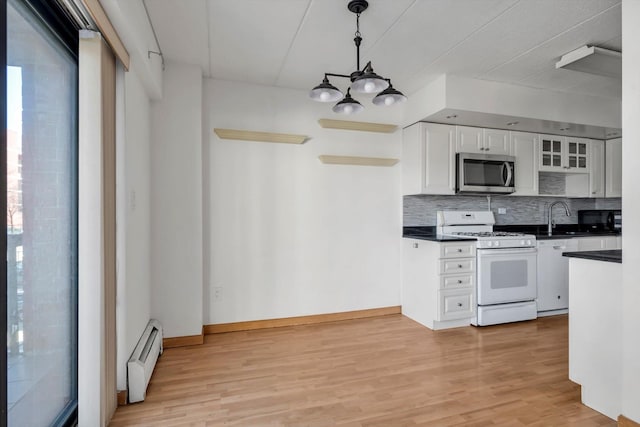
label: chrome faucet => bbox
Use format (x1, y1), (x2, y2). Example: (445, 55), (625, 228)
(548, 201), (571, 235)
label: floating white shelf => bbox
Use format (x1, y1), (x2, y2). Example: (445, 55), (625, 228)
(317, 119), (398, 133)
(213, 128), (308, 144)
(318, 155), (399, 167)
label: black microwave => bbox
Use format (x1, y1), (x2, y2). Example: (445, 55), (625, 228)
(456, 153), (516, 194)
(578, 210), (621, 232)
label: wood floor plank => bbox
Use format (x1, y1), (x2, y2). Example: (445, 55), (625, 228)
(109, 314), (615, 426)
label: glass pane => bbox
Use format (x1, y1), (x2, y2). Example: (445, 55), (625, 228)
(542, 140), (551, 152)
(463, 159), (511, 186)
(579, 143), (587, 155)
(553, 140), (562, 152)
(568, 142), (577, 154)
(542, 154), (551, 166)
(7, 1), (78, 425)
(553, 155), (562, 167)
(579, 157), (586, 168)
(569, 156), (577, 168)
(491, 260), (528, 289)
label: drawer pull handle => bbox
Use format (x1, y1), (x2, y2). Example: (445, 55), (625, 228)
(458, 264), (463, 268)
(457, 303), (463, 307)
(457, 248), (463, 253)
(413, 243), (418, 248)
(457, 280), (463, 284)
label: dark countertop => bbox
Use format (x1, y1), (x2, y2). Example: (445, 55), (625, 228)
(563, 249), (622, 263)
(402, 226), (476, 242)
(402, 224), (620, 242)
(494, 224), (620, 240)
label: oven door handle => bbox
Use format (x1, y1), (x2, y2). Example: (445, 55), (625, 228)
(477, 248), (537, 256)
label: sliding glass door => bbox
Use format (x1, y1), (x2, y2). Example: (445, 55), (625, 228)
(4, 0), (78, 425)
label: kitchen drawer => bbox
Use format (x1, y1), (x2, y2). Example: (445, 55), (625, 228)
(438, 288), (475, 321)
(440, 273), (474, 289)
(440, 242), (475, 258)
(440, 258), (475, 274)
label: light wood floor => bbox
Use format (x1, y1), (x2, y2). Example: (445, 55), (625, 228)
(110, 314), (615, 426)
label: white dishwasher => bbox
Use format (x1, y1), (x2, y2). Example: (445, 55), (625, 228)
(536, 239), (578, 314)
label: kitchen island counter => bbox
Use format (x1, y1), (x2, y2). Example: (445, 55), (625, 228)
(567, 251), (622, 420)
(563, 249), (622, 263)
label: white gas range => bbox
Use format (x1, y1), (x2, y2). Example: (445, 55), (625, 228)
(437, 211), (538, 326)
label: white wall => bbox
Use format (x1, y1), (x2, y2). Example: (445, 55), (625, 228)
(401, 75), (621, 130)
(100, 0), (163, 99)
(402, 75), (447, 126)
(150, 61), (203, 337)
(203, 79), (403, 324)
(621, 0), (640, 422)
(115, 65), (152, 390)
(444, 76), (621, 130)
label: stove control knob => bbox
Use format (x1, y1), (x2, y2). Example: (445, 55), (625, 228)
(487, 241), (493, 247)
(520, 240), (525, 246)
(526, 240), (532, 246)
(495, 241), (500, 247)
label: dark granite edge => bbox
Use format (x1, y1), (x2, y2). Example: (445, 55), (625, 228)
(402, 226), (476, 242)
(562, 249), (622, 263)
(404, 225), (620, 241)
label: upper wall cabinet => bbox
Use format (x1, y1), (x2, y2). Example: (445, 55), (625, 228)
(455, 126), (511, 155)
(539, 135), (590, 173)
(589, 140), (605, 198)
(605, 138), (622, 197)
(511, 131), (539, 196)
(402, 123), (455, 195)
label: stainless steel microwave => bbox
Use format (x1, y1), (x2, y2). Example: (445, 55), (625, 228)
(456, 153), (516, 194)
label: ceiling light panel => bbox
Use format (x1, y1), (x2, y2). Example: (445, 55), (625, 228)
(556, 45), (621, 78)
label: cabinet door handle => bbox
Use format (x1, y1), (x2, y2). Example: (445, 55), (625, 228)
(413, 243), (419, 248)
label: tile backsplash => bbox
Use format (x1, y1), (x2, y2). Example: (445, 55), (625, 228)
(404, 195), (621, 226)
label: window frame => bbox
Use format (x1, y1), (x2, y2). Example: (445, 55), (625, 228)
(3, 0), (79, 425)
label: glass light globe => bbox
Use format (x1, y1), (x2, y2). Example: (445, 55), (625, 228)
(320, 91), (331, 101)
(384, 96), (396, 106)
(343, 104), (353, 114)
(364, 81), (376, 93)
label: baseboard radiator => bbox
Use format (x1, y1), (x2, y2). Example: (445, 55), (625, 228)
(127, 319), (163, 403)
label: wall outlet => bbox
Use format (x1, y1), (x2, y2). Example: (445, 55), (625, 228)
(498, 208), (507, 214)
(213, 286), (223, 301)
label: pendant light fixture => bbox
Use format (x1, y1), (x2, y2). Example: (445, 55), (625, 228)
(309, 0), (407, 114)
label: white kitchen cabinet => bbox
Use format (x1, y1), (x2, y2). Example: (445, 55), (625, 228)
(575, 235), (621, 251)
(456, 126), (511, 155)
(605, 137), (622, 197)
(536, 239), (578, 313)
(510, 131), (539, 196)
(539, 135), (590, 173)
(589, 139), (605, 198)
(402, 239), (476, 330)
(402, 123), (455, 195)
(483, 128), (511, 155)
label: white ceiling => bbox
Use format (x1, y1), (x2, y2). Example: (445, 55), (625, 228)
(144, 0), (622, 99)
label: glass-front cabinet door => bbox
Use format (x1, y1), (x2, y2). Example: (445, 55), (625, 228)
(539, 135), (590, 172)
(566, 137), (589, 171)
(539, 135), (564, 171)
